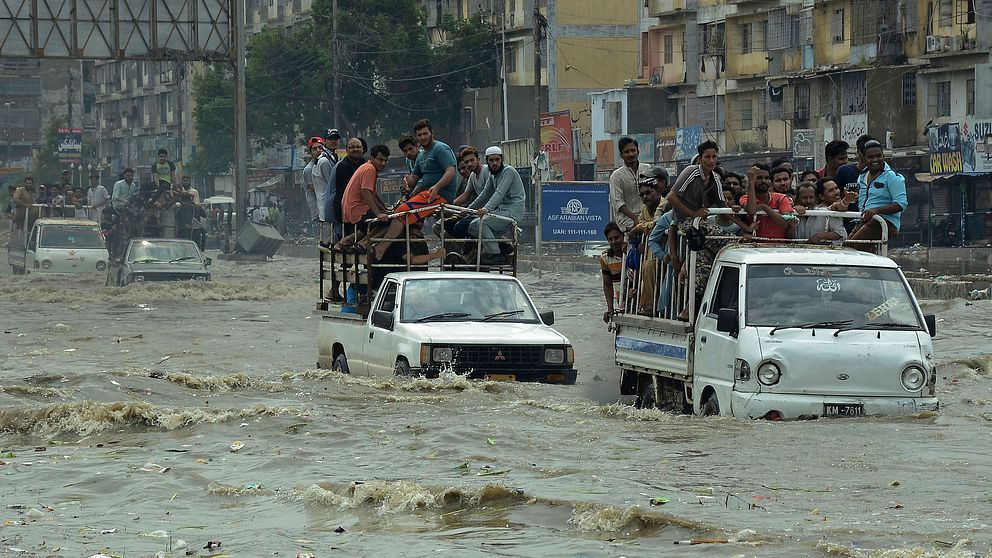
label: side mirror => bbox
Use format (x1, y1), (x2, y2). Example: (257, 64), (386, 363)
(204, 257), (212, 266)
(716, 308), (739, 336)
(539, 310), (555, 325)
(371, 309), (394, 330)
(924, 314), (936, 337)
(114, 257), (123, 265)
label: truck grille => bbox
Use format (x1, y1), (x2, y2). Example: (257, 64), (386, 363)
(450, 344), (543, 367)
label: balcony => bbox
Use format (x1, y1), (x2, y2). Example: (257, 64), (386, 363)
(648, 0), (697, 18)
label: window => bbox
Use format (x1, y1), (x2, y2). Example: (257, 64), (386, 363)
(740, 98), (753, 129)
(902, 73), (917, 107)
(955, 0), (975, 23)
(939, 0), (953, 25)
(378, 282), (398, 314)
(701, 22), (725, 55)
(503, 44), (516, 74)
(756, 20), (767, 51)
(708, 266), (740, 317)
(831, 8), (845, 43)
(841, 71), (867, 115)
(966, 78), (975, 116)
(739, 23), (751, 54)
(605, 101), (622, 134)
(936, 81), (951, 116)
(794, 82), (810, 122)
(664, 34), (674, 64)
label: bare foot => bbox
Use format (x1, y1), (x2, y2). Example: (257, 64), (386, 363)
(428, 247), (446, 261)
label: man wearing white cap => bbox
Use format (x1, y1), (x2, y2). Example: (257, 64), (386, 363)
(466, 146), (524, 265)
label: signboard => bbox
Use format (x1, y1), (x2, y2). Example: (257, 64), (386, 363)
(792, 128), (816, 159)
(840, 114), (868, 146)
(675, 127), (703, 162)
(655, 127), (676, 162)
(540, 111), (574, 181)
(595, 140), (615, 169)
(56, 128), (83, 163)
(632, 134), (655, 163)
(541, 181), (610, 242)
(961, 119), (992, 174)
(929, 122), (964, 176)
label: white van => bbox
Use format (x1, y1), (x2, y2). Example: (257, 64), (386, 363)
(8, 218), (110, 275)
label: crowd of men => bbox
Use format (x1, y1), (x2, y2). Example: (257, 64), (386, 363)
(7, 148), (210, 256)
(302, 119), (525, 297)
(600, 134), (909, 322)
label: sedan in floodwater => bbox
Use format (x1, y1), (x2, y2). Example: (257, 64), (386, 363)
(114, 238), (212, 286)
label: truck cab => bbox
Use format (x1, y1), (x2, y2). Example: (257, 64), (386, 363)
(613, 210), (938, 419)
(8, 217), (109, 275)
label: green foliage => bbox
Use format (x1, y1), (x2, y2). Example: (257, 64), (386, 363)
(34, 116), (67, 183)
(189, 0), (500, 173)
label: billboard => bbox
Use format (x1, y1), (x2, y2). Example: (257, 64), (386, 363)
(541, 181), (610, 242)
(961, 119), (992, 174)
(675, 127), (703, 162)
(655, 127), (676, 162)
(929, 122), (964, 176)
(56, 128), (83, 164)
(540, 111), (574, 181)
(792, 129), (816, 159)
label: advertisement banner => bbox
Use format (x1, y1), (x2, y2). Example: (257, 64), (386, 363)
(840, 114), (868, 146)
(675, 127), (703, 162)
(792, 129), (816, 159)
(595, 140), (615, 169)
(960, 119), (992, 174)
(541, 181), (609, 242)
(540, 111), (574, 181)
(632, 134), (655, 163)
(929, 122), (964, 176)
(56, 128), (83, 163)
(655, 127), (676, 162)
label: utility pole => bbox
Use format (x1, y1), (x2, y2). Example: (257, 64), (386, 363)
(532, 6), (544, 267)
(4, 101), (12, 166)
(332, 0), (340, 131)
(232, 0), (248, 232)
(501, 2), (509, 142)
(67, 67), (74, 128)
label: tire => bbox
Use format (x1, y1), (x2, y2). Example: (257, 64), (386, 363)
(635, 374), (658, 409)
(393, 358), (411, 377)
(332, 353), (350, 374)
(700, 392), (720, 416)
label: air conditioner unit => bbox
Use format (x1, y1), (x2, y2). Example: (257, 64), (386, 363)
(925, 35), (939, 53)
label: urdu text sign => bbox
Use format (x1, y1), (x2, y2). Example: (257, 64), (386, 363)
(542, 182), (609, 242)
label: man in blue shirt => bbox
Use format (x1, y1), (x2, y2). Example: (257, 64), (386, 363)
(848, 139), (907, 251)
(373, 119), (457, 261)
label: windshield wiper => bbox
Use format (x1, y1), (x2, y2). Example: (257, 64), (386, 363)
(131, 257), (163, 263)
(168, 256), (199, 263)
(833, 322), (918, 336)
(482, 309), (526, 321)
(769, 320), (851, 335)
(415, 312), (470, 323)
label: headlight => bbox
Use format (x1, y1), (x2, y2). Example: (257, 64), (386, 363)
(41, 259), (52, 270)
(735, 358), (751, 381)
(901, 366), (926, 391)
(96, 260), (107, 271)
(194, 275), (207, 281)
(544, 348), (565, 364)
(757, 362), (781, 385)
(134, 275), (144, 282)
(432, 347), (453, 363)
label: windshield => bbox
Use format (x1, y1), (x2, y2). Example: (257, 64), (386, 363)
(400, 278), (539, 323)
(39, 226), (105, 249)
(745, 265), (922, 329)
(127, 240), (203, 263)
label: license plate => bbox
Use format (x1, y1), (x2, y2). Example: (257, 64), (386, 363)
(484, 374), (516, 382)
(824, 403), (865, 417)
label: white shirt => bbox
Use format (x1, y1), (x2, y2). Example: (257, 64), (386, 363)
(609, 162), (651, 231)
(86, 185), (109, 222)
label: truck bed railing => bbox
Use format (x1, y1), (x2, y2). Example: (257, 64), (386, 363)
(615, 209), (890, 327)
(318, 203), (519, 308)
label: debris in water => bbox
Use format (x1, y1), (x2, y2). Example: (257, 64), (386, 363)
(26, 508), (45, 518)
(649, 497), (670, 506)
(100, 528), (117, 534)
(889, 480), (901, 487)
(204, 541), (222, 550)
(674, 538), (729, 545)
(230, 440), (245, 452)
(455, 462), (469, 469)
(487, 437), (496, 445)
(334, 527), (346, 533)
(140, 462), (170, 474)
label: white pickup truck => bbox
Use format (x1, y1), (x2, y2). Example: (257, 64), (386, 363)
(316, 271), (577, 383)
(615, 213), (939, 419)
(8, 216), (110, 275)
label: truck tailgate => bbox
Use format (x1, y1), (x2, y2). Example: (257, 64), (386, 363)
(614, 314), (691, 380)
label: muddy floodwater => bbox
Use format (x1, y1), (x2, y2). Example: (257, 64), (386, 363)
(1, 253), (991, 558)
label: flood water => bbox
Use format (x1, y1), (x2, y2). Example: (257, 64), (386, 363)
(1, 252), (991, 558)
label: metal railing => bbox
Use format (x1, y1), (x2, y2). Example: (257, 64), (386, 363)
(318, 203), (519, 307)
(615, 209), (891, 326)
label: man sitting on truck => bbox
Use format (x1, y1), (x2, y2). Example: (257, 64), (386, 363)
(464, 146), (525, 267)
(600, 221), (627, 323)
(741, 163), (795, 240)
(337, 144), (392, 251)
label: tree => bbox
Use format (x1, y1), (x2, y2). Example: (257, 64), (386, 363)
(34, 116), (67, 183)
(188, 64), (234, 176)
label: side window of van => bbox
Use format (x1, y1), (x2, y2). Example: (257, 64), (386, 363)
(708, 266), (740, 317)
(28, 227), (39, 251)
(378, 282), (398, 313)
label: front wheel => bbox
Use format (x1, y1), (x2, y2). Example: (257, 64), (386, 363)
(394, 358), (411, 377)
(332, 354), (350, 374)
(700, 392), (720, 416)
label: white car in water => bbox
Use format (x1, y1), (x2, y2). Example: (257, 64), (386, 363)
(8, 218), (110, 275)
(317, 272), (577, 383)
